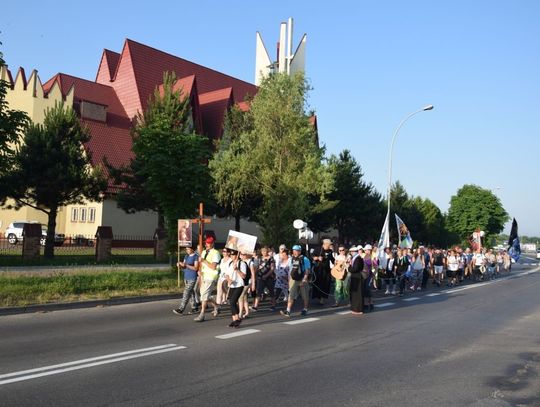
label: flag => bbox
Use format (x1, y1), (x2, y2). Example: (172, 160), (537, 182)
(507, 218), (521, 262)
(395, 214), (413, 248)
(377, 213), (390, 253)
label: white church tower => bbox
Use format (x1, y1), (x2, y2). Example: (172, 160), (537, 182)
(255, 18), (307, 86)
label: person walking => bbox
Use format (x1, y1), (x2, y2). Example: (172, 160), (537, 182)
(395, 248), (410, 296)
(194, 236), (221, 322)
(252, 246), (276, 311)
(274, 248), (290, 307)
(332, 245), (349, 307)
(173, 246), (200, 315)
(280, 245), (311, 317)
(362, 245), (376, 311)
(223, 249), (247, 328)
(348, 246), (364, 314)
(313, 239), (334, 305)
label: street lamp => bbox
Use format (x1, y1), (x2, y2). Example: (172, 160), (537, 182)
(385, 105), (434, 242)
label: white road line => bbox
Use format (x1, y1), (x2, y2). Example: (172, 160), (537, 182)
(376, 302), (395, 308)
(283, 317), (320, 325)
(215, 329), (260, 339)
(0, 344), (177, 380)
(0, 346), (186, 386)
(403, 297), (420, 302)
(337, 310), (352, 315)
(426, 293), (441, 297)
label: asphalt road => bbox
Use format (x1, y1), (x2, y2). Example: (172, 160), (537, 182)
(1, 263), (539, 407)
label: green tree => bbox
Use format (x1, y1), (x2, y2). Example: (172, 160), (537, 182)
(447, 184), (509, 244)
(0, 49), (29, 190)
(209, 104), (260, 231)
(210, 73), (331, 245)
(4, 103), (106, 257)
(130, 72), (211, 245)
(320, 150), (384, 244)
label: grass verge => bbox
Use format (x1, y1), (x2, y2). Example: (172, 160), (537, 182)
(0, 269), (182, 307)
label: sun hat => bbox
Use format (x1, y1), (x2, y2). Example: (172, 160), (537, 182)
(292, 245), (302, 251)
(364, 244), (373, 250)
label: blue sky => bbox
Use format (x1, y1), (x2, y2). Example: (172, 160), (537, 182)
(2, 1), (539, 236)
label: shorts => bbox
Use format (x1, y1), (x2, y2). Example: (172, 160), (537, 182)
(447, 269), (456, 278)
(434, 265), (444, 274)
(200, 280), (216, 302)
(256, 278), (275, 296)
(238, 285), (250, 301)
(288, 279), (308, 302)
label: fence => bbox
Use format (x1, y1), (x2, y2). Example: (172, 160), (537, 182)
(0, 234), (162, 266)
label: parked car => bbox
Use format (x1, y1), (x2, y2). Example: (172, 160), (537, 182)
(537, 248), (540, 260)
(5, 221), (65, 246)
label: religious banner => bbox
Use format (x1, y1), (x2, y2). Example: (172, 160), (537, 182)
(225, 230), (257, 255)
(469, 228), (484, 251)
(507, 218), (521, 262)
(395, 214), (413, 249)
(177, 219), (192, 247)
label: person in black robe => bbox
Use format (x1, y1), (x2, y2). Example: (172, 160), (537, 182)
(312, 239), (334, 305)
(349, 247), (364, 314)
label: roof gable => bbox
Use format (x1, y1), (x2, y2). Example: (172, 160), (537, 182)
(199, 87), (234, 140)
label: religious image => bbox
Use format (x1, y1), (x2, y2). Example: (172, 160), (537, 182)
(225, 230), (257, 254)
(178, 219), (192, 247)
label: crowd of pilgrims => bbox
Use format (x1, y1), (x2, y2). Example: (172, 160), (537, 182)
(174, 236), (514, 327)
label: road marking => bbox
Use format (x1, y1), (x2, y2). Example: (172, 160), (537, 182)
(0, 344), (178, 380)
(215, 329), (260, 339)
(427, 293), (441, 297)
(0, 345), (186, 386)
(376, 302), (395, 308)
(337, 310), (352, 315)
(403, 297), (420, 302)
(283, 317), (320, 325)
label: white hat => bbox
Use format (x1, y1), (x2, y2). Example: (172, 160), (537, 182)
(349, 246), (358, 252)
(357, 245), (363, 250)
(364, 244), (373, 250)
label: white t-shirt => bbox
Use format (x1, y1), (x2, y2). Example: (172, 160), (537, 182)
(474, 253), (485, 266)
(224, 260), (247, 288)
(447, 255), (459, 271)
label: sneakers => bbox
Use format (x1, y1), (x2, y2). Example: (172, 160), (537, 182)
(416, 287), (422, 291)
(270, 306), (277, 312)
(384, 289), (390, 295)
(193, 314), (205, 322)
(187, 308), (199, 315)
(280, 310), (291, 318)
(172, 308), (184, 315)
(249, 306), (258, 312)
(391, 290), (396, 295)
(212, 308), (220, 317)
(301, 309), (308, 317)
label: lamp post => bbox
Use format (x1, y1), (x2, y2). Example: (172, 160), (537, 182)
(385, 105), (434, 242)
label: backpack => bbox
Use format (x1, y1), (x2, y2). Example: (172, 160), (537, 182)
(290, 255), (305, 281)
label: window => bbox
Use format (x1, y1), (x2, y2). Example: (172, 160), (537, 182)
(71, 208), (78, 222)
(88, 207), (96, 223)
(80, 207), (87, 222)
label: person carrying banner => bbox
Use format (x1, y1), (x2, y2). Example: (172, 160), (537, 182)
(194, 236), (221, 322)
(173, 246), (200, 315)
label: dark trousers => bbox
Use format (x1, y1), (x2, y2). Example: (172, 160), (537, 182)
(421, 268), (429, 289)
(228, 287), (243, 315)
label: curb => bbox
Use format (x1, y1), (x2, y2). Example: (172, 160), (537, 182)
(0, 293), (179, 316)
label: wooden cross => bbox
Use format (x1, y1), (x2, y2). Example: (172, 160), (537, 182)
(190, 202), (212, 254)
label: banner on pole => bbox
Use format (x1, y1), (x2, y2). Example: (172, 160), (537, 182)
(178, 219), (192, 247)
(225, 230), (258, 255)
(469, 228), (483, 251)
(377, 214), (390, 253)
(395, 214), (413, 248)
(507, 218), (521, 262)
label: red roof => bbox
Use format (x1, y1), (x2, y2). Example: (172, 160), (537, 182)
(36, 38), (260, 192)
(100, 39), (257, 118)
(199, 87), (234, 140)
